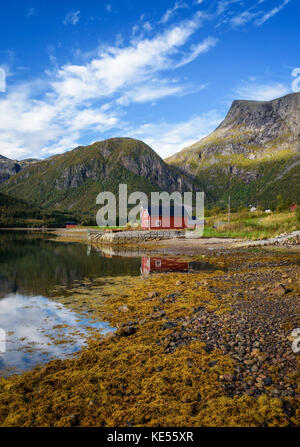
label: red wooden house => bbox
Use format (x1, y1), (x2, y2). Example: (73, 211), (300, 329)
(140, 205), (193, 230)
(290, 203), (297, 212)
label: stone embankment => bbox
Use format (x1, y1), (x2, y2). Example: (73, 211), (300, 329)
(88, 229), (186, 245)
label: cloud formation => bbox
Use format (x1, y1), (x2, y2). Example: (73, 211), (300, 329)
(234, 80), (290, 101)
(130, 111), (224, 159)
(160, 1), (189, 24)
(256, 0), (291, 26)
(0, 12), (216, 159)
(0, 1), (294, 160)
(63, 10), (80, 26)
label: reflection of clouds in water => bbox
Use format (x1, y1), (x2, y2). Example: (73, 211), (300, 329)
(0, 294), (113, 375)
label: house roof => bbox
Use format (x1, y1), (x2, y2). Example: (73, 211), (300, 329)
(142, 204), (191, 217)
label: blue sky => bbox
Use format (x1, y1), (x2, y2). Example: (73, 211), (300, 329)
(0, 0), (299, 160)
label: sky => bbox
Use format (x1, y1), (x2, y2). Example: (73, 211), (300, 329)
(0, 0), (299, 160)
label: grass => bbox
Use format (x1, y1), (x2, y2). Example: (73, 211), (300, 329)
(203, 210), (299, 240)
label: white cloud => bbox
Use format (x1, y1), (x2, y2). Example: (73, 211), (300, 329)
(0, 1), (293, 162)
(255, 0), (291, 26)
(63, 10), (80, 26)
(230, 11), (258, 27)
(117, 80), (207, 106)
(176, 36), (218, 67)
(0, 13), (215, 160)
(106, 4), (112, 13)
(216, 0), (242, 15)
(234, 80), (290, 101)
(214, 0), (292, 29)
(160, 1), (188, 24)
(0, 80), (119, 159)
(117, 83), (184, 106)
(143, 21), (152, 32)
(52, 14), (206, 102)
(129, 111), (223, 159)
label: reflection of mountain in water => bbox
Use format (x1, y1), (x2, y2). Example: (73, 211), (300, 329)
(0, 231), (140, 298)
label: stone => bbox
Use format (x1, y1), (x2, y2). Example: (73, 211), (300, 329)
(148, 291), (159, 299)
(105, 331), (116, 339)
(257, 353), (269, 363)
(119, 326), (137, 337)
(118, 305), (129, 313)
(162, 321), (178, 330)
(244, 359), (255, 366)
(271, 284), (287, 296)
(220, 374), (234, 382)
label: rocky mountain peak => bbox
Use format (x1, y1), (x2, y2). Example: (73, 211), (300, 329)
(167, 92), (300, 208)
(218, 92), (300, 141)
(0, 156), (40, 185)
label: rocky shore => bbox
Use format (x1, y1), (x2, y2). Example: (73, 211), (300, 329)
(0, 250), (299, 427)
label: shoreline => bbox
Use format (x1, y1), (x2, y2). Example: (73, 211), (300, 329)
(0, 249), (299, 427)
(1, 227), (300, 254)
(53, 228), (300, 255)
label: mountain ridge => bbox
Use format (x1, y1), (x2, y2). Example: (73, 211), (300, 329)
(167, 92), (300, 208)
(0, 156), (40, 185)
(0, 137), (196, 218)
(1, 93), (299, 214)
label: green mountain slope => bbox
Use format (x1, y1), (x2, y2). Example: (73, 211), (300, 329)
(0, 192), (74, 228)
(0, 138), (195, 218)
(167, 93), (300, 208)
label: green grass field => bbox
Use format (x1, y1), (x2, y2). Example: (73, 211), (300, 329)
(203, 209), (299, 240)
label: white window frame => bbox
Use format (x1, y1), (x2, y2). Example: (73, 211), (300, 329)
(155, 220), (161, 227)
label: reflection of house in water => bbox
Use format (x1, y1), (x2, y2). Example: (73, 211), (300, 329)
(92, 248), (221, 275)
(141, 256), (218, 275)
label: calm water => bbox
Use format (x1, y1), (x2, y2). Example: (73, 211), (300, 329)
(0, 231), (218, 376)
(0, 231), (141, 376)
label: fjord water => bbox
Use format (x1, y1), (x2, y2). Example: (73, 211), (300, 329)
(0, 231), (141, 376)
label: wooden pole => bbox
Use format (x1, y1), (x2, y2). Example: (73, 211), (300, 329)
(228, 196), (231, 225)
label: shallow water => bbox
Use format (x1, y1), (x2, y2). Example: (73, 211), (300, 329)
(0, 231), (141, 375)
(0, 293), (112, 376)
(0, 231), (219, 375)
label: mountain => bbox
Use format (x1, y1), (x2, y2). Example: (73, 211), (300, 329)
(0, 155), (39, 185)
(167, 92), (300, 208)
(0, 138), (195, 218)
